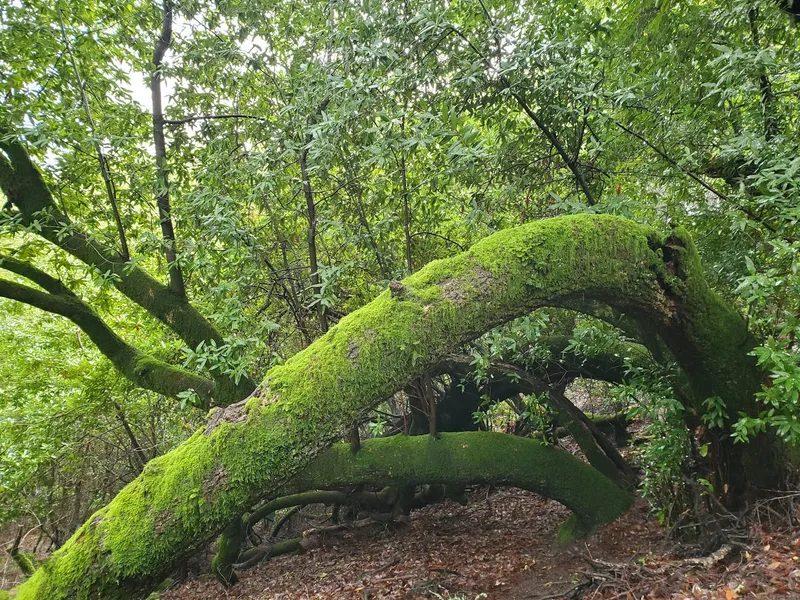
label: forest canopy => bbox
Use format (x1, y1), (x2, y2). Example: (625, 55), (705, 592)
(1, 0), (799, 598)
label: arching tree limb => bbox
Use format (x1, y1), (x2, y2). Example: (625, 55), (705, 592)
(438, 354), (635, 488)
(0, 258), (215, 405)
(13, 214), (768, 600)
(212, 432), (634, 585)
(0, 130), (255, 403)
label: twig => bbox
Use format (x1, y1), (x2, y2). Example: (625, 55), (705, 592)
(608, 116), (779, 234)
(429, 567), (461, 576)
(164, 113), (275, 126)
(358, 556), (400, 581)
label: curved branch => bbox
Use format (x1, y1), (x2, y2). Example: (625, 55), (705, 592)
(0, 261), (214, 405)
(409, 231), (465, 251)
(438, 354), (635, 487)
(0, 130), (255, 403)
(289, 432), (632, 528)
(0, 253), (78, 297)
(15, 214), (766, 599)
(213, 432), (633, 584)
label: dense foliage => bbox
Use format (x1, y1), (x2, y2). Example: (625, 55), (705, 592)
(1, 0), (799, 568)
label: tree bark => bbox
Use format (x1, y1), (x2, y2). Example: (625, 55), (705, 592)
(13, 214), (768, 599)
(0, 257), (215, 404)
(151, 0), (186, 297)
(57, 8), (129, 261)
(300, 98), (331, 333)
(0, 133), (255, 404)
(212, 431), (634, 584)
(438, 354), (635, 488)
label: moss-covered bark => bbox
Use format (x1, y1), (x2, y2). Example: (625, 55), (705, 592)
(14, 214), (764, 599)
(0, 132), (254, 404)
(213, 432), (633, 583)
(290, 433), (631, 523)
(0, 257), (215, 405)
(440, 354), (635, 487)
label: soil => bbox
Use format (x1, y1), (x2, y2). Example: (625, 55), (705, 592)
(159, 488), (800, 600)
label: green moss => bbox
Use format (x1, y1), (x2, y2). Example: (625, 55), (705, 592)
(15, 552), (36, 576)
(556, 514), (589, 545)
(131, 354), (215, 407)
(210, 518), (244, 586)
(154, 579), (174, 592)
(15, 215), (762, 599)
(216, 432), (630, 574)
(287, 432), (633, 531)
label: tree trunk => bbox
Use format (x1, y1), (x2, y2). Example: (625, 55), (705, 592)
(212, 431), (634, 584)
(14, 214), (769, 600)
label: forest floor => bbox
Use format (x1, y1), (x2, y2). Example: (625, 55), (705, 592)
(161, 487), (800, 600)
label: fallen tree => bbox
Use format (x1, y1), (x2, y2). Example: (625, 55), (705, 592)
(210, 431), (634, 585)
(435, 355), (634, 488)
(13, 214), (771, 599)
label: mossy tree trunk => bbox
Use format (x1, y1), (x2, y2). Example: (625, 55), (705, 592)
(14, 215), (768, 600)
(211, 431), (634, 585)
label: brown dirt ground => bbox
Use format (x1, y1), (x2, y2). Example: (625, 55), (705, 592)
(160, 488), (800, 600)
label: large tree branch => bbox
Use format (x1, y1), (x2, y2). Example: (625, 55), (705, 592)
(0, 259), (215, 405)
(439, 354), (635, 487)
(0, 131), (255, 403)
(0, 253), (78, 297)
(212, 431), (634, 584)
(14, 215), (770, 599)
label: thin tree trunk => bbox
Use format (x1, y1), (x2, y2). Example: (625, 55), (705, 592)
(400, 116), (413, 273)
(300, 145), (327, 332)
(300, 99), (331, 332)
(748, 8), (779, 140)
(422, 372), (438, 439)
(57, 9), (129, 260)
(151, 0), (185, 297)
(112, 401), (149, 470)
